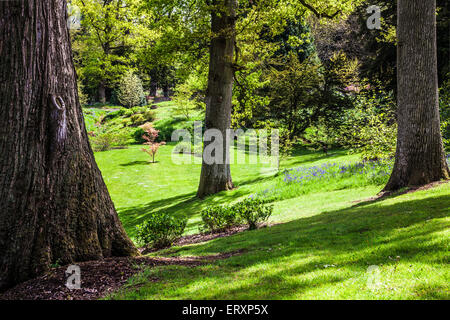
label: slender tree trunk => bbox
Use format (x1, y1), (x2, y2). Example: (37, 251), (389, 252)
(98, 82), (106, 104)
(163, 84), (170, 98)
(150, 81), (157, 97)
(383, 0), (450, 191)
(197, 0), (237, 198)
(0, 0), (138, 291)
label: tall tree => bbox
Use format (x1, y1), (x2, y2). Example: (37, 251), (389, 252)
(141, 0), (359, 198)
(383, 0), (450, 191)
(197, 0), (237, 197)
(73, 0), (151, 103)
(0, 0), (138, 291)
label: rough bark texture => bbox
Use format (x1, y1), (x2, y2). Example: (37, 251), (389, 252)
(197, 0), (237, 198)
(0, 0), (138, 291)
(384, 0), (450, 191)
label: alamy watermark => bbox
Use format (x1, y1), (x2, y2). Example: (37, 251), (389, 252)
(65, 264), (81, 290)
(366, 265), (381, 290)
(68, 4), (81, 30)
(366, 5), (381, 30)
(170, 121), (280, 168)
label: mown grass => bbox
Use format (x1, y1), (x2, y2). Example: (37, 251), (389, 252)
(88, 102), (450, 300)
(108, 183), (449, 300)
(95, 141), (383, 239)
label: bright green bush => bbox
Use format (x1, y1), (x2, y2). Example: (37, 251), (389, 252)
(89, 131), (129, 151)
(200, 205), (239, 233)
(77, 81), (89, 106)
(200, 198), (273, 232)
(142, 110), (156, 122)
(232, 198), (273, 230)
(135, 212), (187, 249)
(337, 90), (397, 160)
(130, 114), (145, 125)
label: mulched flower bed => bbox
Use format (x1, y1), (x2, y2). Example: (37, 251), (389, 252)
(0, 251), (244, 300)
(0, 219), (273, 300)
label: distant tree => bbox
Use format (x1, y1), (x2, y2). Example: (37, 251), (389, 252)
(351, 0), (449, 93)
(72, 0), (150, 103)
(140, 0), (363, 198)
(117, 70), (146, 108)
(141, 123), (166, 163)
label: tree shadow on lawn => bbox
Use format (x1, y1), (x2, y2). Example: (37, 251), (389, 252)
(284, 147), (349, 168)
(123, 194), (449, 299)
(119, 160), (154, 166)
(118, 187), (254, 238)
(118, 173), (279, 238)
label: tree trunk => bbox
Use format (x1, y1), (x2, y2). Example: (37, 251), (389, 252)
(98, 82), (106, 104)
(150, 81), (157, 97)
(383, 0), (450, 191)
(163, 84), (170, 98)
(197, 0), (237, 198)
(0, 0), (138, 291)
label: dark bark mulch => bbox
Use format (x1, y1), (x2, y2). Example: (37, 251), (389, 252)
(0, 251), (244, 301)
(140, 225), (251, 254)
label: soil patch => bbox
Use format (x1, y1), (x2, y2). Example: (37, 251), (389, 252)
(0, 251), (244, 300)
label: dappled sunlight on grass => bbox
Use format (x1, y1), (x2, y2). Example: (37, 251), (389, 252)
(92, 118), (449, 300)
(109, 184), (449, 300)
(95, 143), (374, 239)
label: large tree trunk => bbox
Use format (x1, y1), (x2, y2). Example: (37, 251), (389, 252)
(0, 0), (138, 291)
(383, 0), (450, 191)
(197, 0), (237, 198)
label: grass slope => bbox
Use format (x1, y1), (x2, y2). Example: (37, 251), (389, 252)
(109, 183), (449, 300)
(88, 102), (449, 300)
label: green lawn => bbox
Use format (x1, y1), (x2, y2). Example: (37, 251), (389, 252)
(89, 102), (450, 300)
(108, 183), (449, 300)
(95, 143), (378, 239)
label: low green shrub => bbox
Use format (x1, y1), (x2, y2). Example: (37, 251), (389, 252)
(132, 127), (146, 143)
(89, 131), (129, 151)
(131, 106), (148, 114)
(103, 109), (123, 121)
(143, 110), (156, 122)
(200, 205), (239, 233)
(124, 109), (134, 117)
(200, 198), (273, 233)
(118, 107), (128, 116)
(130, 114), (145, 125)
(232, 198), (273, 230)
(135, 212), (187, 249)
(121, 118), (131, 127)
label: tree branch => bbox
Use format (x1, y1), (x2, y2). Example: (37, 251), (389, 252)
(298, 0), (341, 19)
